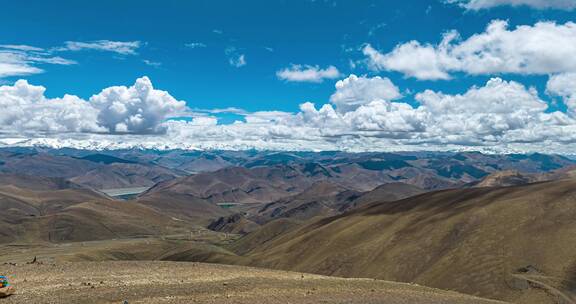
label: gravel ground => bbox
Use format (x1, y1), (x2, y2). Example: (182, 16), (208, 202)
(0, 261), (506, 304)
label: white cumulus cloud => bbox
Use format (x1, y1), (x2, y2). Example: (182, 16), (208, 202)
(449, 0), (576, 10)
(89, 77), (186, 134)
(547, 73), (576, 114)
(277, 65), (341, 83)
(415, 78), (551, 141)
(330, 74), (402, 112)
(0, 80), (103, 134)
(364, 20), (576, 80)
(0, 77), (186, 135)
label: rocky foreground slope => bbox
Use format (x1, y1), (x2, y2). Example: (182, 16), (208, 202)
(2, 261), (504, 304)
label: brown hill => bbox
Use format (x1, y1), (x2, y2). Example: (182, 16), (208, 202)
(340, 182), (425, 210)
(228, 218), (302, 256)
(468, 170), (536, 188)
(0, 153), (100, 178)
(252, 181), (361, 224)
(385, 167), (459, 189)
(0, 152), (181, 190)
(28, 199), (194, 243)
(537, 166), (576, 182)
(135, 191), (231, 225)
(179, 153), (235, 173)
(70, 163), (178, 189)
(0, 173), (84, 191)
(309, 163), (392, 191)
(0, 177), (197, 244)
(144, 166), (319, 204)
(243, 178), (576, 304)
(207, 213), (260, 235)
(249, 181), (424, 225)
(468, 167), (576, 189)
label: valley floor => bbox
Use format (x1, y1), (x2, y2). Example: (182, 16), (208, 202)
(1, 261), (505, 304)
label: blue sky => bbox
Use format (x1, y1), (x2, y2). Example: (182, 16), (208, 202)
(0, 0), (572, 112)
(2, 0), (576, 152)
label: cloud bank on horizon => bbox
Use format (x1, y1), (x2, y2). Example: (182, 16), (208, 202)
(2, 72), (576, 154)
(2, 0), (576, 153)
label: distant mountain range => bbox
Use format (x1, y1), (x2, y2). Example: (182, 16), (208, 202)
(0, 147), (573, 234)
(1, 148), (573, 190)
(2, 148), (576, 303)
